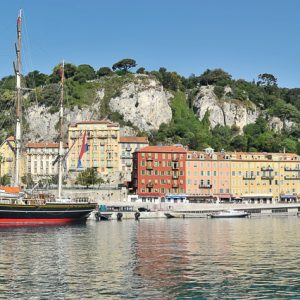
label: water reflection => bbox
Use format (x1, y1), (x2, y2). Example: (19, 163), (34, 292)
(0, 218), (300, 298)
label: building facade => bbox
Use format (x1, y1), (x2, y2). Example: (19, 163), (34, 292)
(67, 120), (120, 174)
(186, 149), (231, 202)
(0, 136), (26, 183)
(132, 146), (300, 203)
(132, 145), (187, 196)
(119, 136), (149, 181)
(25, 142), (68, 181)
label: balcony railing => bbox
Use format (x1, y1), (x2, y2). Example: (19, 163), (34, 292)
(261, 167), (273, 171)
(146, 157), (153, 161)
(284, 176), (300, 180)
(243, 176), (256, 180)
(146, 182), (153, 188)
(285, 166), (300, 171)
(172, 165), (179, 170)
(261, 176), (274, 180)
(199, 184), (212, 189)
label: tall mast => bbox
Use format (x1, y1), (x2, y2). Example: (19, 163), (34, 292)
(58, 61), (64, 199)
(14, 10), (22, 187)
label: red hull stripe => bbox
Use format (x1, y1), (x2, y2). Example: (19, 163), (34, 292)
(0, 218), (77, 224)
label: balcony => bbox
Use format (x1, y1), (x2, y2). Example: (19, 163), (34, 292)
(285, 166), (300, 171)
(261, 176), (274, 180)
(126, 146), (132, 151)
(172, 157), (179, 162)
(146, 157), (153, 161)
(146, 165), (153, 170)
(199, 184), (212, 189)
(172, 183), (179, 188)
(146, 182), (153, 188)
(172, 165), (179, 170)
(284, 176), (300, 180)
(243, 176), (256, 180)
(126, 162), (132, 167)
(99, 135), (108, 139)
(172, 173), (179, 179)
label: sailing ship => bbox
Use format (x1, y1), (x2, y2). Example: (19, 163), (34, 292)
(0, 11), (97, 224)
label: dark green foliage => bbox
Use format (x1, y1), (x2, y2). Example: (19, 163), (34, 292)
(151, 68), (183, 91)
(136, 67), (145, 74)
(49, 63), (77, 83)
(0, 76), (15, 90)
(97, 67), (113, 77)
(112, 58), (137, 72)
(75, 167), (104, 188)
(198, 69), (232, 86)
(150, 92), (211, 150)
(21, 173), (34, 188)
(0, 174), (10, 185)
(73, 64), (96, 83)
(214, 86), (224, 99)
(25, 71), (48, 88)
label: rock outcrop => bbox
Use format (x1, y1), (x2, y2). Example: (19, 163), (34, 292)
(109, 76), (173, 131)
(193, 86), (259, 129)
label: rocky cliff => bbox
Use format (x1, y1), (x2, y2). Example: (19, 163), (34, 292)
(193, 86), (259, 129)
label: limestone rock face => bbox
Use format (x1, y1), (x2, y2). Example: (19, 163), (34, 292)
(24, 104), (100, 142)
(193, 86), (259, 129)
(109, 77), (173, 131)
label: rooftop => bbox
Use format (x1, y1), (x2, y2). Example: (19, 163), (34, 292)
(120, 136), (148, 144)
(137, 145), (187, 153)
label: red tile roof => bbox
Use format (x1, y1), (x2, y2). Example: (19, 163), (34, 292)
(137, 145), (187, 153)
(120, 136), (148, 143)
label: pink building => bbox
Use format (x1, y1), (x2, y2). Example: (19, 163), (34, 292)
(186, 148), (231, 202)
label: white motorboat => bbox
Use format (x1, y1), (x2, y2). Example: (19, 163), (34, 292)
(209, 210), (249, 218)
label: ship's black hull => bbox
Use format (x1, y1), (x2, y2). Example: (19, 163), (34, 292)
(0, 203), (97, 224)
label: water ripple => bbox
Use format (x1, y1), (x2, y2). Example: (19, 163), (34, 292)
(0, 218), (300, 298)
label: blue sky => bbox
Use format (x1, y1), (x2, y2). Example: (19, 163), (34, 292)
(0, 0), (300, 87)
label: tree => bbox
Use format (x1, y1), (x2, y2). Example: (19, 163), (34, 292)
(112, 58), (137, 72)
(257, 73), (277, 86)
(73, 64), (96, 83)
(0, 174), (10, 185)
(75, 167), (103, 188)
(97, 67), (113, 77)
(136, 67), (145, 74)
(21, 173), (34, 188)
(49, 63), (77, 83)
(25, 70), (48, 88)
(198, 69), (232, 86)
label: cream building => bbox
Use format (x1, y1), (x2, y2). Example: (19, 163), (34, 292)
(25, 142), (68, 181)
(0, 136), (25, 183)
(67, 120), (120, 175)
(119, 136), (149, 181)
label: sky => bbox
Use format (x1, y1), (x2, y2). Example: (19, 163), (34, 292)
(0, 0), (300, 87)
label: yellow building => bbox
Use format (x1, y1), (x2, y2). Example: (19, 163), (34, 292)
(229, 152), (300, 203)
(0, 136), (25, 183)
(67, 120), (120, 174)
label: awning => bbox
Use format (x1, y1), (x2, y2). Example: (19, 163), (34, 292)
(280, 195), (297, 199)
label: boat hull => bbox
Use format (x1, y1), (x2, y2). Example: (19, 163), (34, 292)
(210, 213), (249, 218)
(0, 203), (97, 225)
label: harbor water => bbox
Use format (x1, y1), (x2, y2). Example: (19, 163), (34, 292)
(1, 217), (300, 299)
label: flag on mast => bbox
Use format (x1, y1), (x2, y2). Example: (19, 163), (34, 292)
(77, 130), (88, 168)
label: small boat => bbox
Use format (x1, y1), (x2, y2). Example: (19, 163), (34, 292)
(165, 211), (208, 218)
(209, 210), (249, 218)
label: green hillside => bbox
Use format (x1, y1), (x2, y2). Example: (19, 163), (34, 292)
(0, 59), (299, 154)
